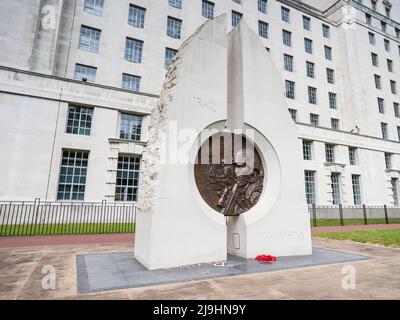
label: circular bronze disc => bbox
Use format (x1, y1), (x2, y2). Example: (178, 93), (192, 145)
(194, 133), (264, 216)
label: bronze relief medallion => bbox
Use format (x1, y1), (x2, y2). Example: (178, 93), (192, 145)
(194, 133), (264, 216)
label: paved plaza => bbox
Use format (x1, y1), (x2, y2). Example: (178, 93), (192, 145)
(76, 248), (369, 294)
(0, 237), (399, 300)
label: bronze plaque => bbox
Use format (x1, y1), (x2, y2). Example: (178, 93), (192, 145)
(194, 133), (264, 216)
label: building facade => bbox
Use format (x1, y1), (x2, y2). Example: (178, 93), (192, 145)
(0, 0), (399, 206)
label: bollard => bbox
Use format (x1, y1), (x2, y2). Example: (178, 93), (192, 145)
(339, 204), (344, 226)
(384, 205), (389, 225)
(312, 203), (317, 227)
(363, 204), (368, 225)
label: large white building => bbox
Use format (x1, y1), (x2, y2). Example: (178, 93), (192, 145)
(0, 0), (399, 206)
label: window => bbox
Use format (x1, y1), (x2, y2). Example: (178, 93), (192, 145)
(385, 153), (392, 169)
(378, 98), (385, 114)
(66, 105), (93, 136)
(202, 0), (214, 19)
(122, 74), (141, 92)
(331, 173), (341, 205)
(281, 7), (290, 23)
(289, 108), (297, 121)
(391, 80), (397, 95)
(387, 59), (393, 72)
(326, 68), (335, 84)
(232, 0), (241, 3)
(381, 21), (387, 33)
(394, 103), (400, 118)
(397, 126), (400, 142)
(284, 54), (293, 72)
(57, 150), (89, 201)
(304, 171), (316, 204)
(84, 0), (104, 16)
(371, 0), (377, 10)
(125, 38), (143, 63)
(128, 5), (146, 28)
(369, 32), (376, 45)
(349, 147), (357, 165)
(232, 11), (242, 27)
(285, 80), (295, 99)
(384, 39), (391, 52)
(120, 113), (143, 141)
(331, 118), (339, 130)
(168, 0), (182, 9)
(324, 46), (332, 60)
(165, 47), (178, 69)
(352, 175), (362, 205)
(325, 144), (335, 163)
(365, 13), (372, 25)
(167, 16), (182, 39)
(74, 64), (97, 83)
(304, 38), (313, 54)
(115, 155), (140, 202)
(258, 0), (268, 14)
(306, 61), (315, 78)
(310, 113), (319, 126)
(308, 87), (317, 105)
(322, 24), (330, 38)
(392, 178), (399, 206)
(371, 53), (379, 67)
(329, 92), (337, 109)
(381, 123), (388, 140)
(396, 28), (400, 39)
(282, 30), (292, 46)
(79, 25), (101, 53)
(386, 7), (392, 18)
(258, 21), (268, 38)
(374, 74), (382, 89)
(303, 16), (311, 30)
(303, 140), (312, 160)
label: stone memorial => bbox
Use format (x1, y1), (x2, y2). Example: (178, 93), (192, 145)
(135, 15), (312, 270)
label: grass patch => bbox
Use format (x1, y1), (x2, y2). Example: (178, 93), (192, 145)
(315, 229), (400, 248)
(0, 223), (135, 237)
(310, 218), (400, 227)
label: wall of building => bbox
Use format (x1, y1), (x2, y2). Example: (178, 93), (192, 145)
(0, 67), (155, 201)
(0, 0), (399, 205)
(0, 0), (41, 70)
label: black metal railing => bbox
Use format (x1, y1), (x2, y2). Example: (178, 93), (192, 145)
(309, 204), (400, 227)
(0, 199), (137, 237)
(2, 200), (399, 236)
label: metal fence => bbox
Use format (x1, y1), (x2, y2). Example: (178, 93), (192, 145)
(1, 200), (400, 237)
(309, 204), (400, 227)
(0, 199), (137, 237)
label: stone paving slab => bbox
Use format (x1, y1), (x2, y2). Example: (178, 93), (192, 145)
(76, 248), (371, 294)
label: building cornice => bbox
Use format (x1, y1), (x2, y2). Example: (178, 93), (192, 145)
(109, 138), (148, 147)
(354, 19), (400, 43)
(276, 0), (338, 26)
(0, 66), (156, 114)
(322, 0), (344, 16)
(345, 0), (400, 29)
(296, 122), (400, 153)
(0, 65), (160, 99)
